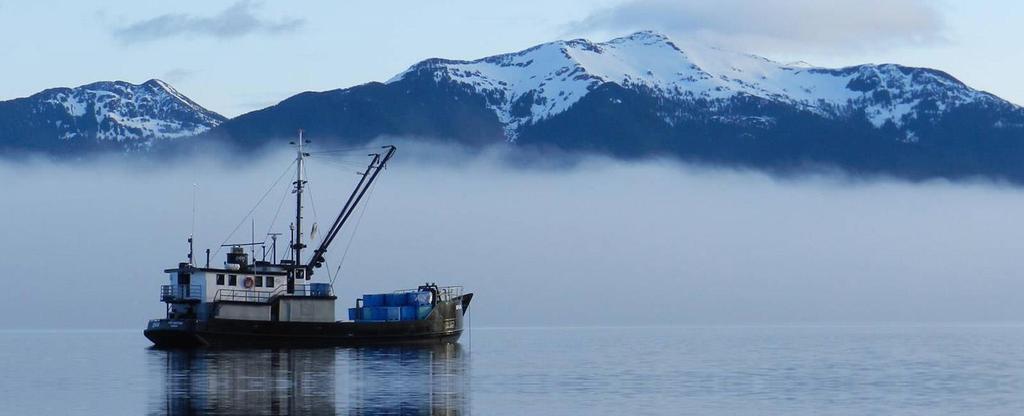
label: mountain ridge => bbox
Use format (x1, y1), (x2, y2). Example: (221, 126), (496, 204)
(4, 31), (1024, 182)
(0, 78), (225, 154)
(384, 30), (1018, 142)
(205, 30), (1024, 181)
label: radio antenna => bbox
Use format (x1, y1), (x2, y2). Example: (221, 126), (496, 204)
(251, 217), (256, 264)
(190, 182), (198, 265)
(268, 233), (282, 263)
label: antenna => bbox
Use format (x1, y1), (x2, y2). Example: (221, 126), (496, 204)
(189, 182), (198, 266)
(268, 233), (282, 263)
(191, 182), (198, 239)
(289, 222), (295, 260)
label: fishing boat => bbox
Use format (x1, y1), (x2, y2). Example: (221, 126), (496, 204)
(144, 136), (472, 348)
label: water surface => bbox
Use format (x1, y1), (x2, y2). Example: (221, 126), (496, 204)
(1, 325), (1023, 414)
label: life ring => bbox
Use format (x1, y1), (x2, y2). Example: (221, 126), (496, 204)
(243, 277), (255, 289)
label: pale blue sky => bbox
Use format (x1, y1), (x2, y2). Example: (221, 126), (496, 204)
(1, 0), (1021, 117)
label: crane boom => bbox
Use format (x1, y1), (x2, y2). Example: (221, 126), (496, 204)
(305, 145), (397, 277)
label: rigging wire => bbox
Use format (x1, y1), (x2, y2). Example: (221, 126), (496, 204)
(301, 160), (321, 236)
(302, 156), (333, 282)
(300, 159), (322, 268)
(304, 154), (349, 283)
(308, 148), (378, 168)
(191, 183), (198, 239)
(312, 155), (374, 167)
(263, 183), (291, 243)
(296, 148), (383, 285)
(213, 159), (297, 259)
(329, 180), (378, 287)
(307, 146), (378, 155)
(307, 155), (352, 284)
(190, 182), (198, 265)
(206, 146), (381, 285)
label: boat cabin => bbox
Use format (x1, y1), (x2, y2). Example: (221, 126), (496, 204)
(161, 246), (336, 323)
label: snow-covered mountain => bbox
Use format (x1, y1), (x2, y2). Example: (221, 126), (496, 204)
(0, 79), (224, 153)
(388, 30), (1013, 143)
(212, 31), (1024, 180)
(8, 31), (1020, 180)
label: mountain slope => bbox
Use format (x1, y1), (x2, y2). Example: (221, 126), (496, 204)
(388, 30), (1018, 144)
(209, 31), (1024, 180)
(0, 79), (225, 154)
(213, 79), (505, 147)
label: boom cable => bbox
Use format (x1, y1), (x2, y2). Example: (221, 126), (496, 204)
(307, 146), (378, 155)
(330, 180), (378, 287)
(301, 159), (322, 267)
(213, 159), (297, 259)
(305, 145), (395, 277)
(263, 183), (291, 244)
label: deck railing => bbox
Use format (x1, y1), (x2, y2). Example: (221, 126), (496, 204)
(160, 284), (203, 302)
(213, 283), (333, 304)
(213, 288), (272, 303)
(392, 285), (463, 302)
(437, 286), (463, 302)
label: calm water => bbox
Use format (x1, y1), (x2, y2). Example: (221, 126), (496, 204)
(1, 325), (1023, 415)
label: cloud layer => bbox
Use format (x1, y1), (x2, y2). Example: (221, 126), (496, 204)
(574, 0), (946, 55)
(113, 0), (304, 44)
(4, 142), (1024, 329)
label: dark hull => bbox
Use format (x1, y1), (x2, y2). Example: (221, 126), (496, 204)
(146, 295), (471, 348)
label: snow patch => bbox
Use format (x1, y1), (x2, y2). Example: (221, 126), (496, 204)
(389, 31), (999, 141)
(28, 80), (224, 143)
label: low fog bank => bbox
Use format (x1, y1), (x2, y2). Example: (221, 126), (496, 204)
(3, 141), (1024, 329)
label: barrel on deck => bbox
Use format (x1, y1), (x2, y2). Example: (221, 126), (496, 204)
(361, 306), (402, 321)
(408, 291), (432, 306)
(363, 294), (387, 307)
(385, 293), (407, 306)
(354, 290), (436, 321)
(400, 306), (418, 320)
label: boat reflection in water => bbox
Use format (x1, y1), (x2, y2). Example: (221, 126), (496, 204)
(149, 343), (467, 415)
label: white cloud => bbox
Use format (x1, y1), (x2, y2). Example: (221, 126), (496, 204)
(573, 0), (947, 55)
(113, 0), (304, 44)
(4, 142), (1024, 328)
(161, 68), (194, 84)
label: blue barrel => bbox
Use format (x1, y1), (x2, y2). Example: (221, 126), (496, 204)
(362, 307), (386, 321)
(363, 294), (387, 307)
(400, 306), (418, 320)
(310, 283), (331, 297)
(417, 305), (434, 319)
(370, 305), (397, 321)
(407, 291), (432, 306)
(386, 293), (408, 306)
(360, 307), (375, 320)
(348, 307), (362, 320)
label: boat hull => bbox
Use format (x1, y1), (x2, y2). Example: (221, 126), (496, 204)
(145, 295), (471, 348)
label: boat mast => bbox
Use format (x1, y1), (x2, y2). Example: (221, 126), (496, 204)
(290, 131), (309, 293)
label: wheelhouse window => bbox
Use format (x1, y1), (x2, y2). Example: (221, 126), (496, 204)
(255, 276), (263, 287)
(216, 274), (225, 285)
(228, 275), (237, 286)
(266, 276), (275, 287)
